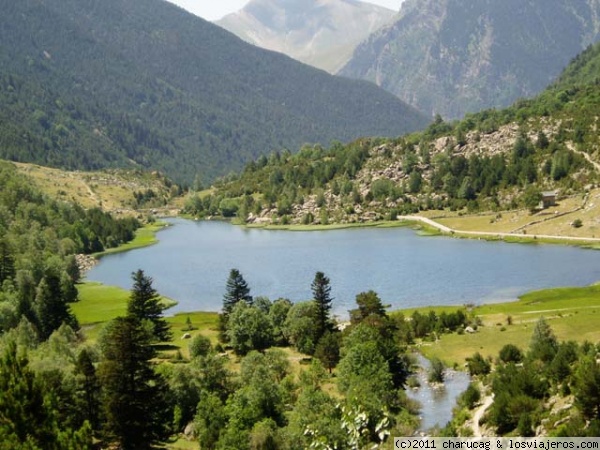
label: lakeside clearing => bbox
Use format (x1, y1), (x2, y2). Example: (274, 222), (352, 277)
(408, 284), (600, 367)
(75, 280), (600, 368)
(93, 221), (169, 257)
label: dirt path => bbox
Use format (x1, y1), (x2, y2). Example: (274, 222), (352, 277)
(568, 144), (600, 172)
(398, 215), (600, 243)
(472, 395), (494, 437)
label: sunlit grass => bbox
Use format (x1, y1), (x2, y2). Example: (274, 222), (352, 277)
(94, 222), (168, 256)
(399, 284), (600, 367)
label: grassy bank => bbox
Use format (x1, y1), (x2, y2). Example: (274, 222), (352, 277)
(94, 221), (168, 257)
(244, 219), (411, 232)
(73, 281), (178, 341)
(402, 284), (600, 367)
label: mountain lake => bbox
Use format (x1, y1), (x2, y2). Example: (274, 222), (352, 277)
(87, 218), (600, 318)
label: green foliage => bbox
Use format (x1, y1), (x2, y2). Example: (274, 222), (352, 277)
(194, 391), (227, 450)
(498, 344), (523, 364)
(206, 41), (600, 224)
(466, 352), (491, 376)
(314, 331), (341, 373)
(222, 268), (253, 316)
(0, 0), (427, 184)
(189, 334), (212, 359)
(98, 317), (171, 449)
(460, 382), (481, 409)
(268, 298), (292, 346)
(529, 317), (559, 363)
(573, 354), (600, 420)
(311, 271), (334, 340)
(428, 357), (445, 383)
(283, 301), (320, 355)
(225, 302), (273, 356)
(34, 269), (79, 340)
(0, 341), (93, 449)
(349, 290), (388, 324)
(126, 269), (171, 343)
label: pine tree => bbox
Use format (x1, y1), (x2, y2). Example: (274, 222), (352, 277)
(0, 238), (15, 284)
(126, 269), (171, 342)
(311, 271), (334, 339)
(75, 349), (100, 431)
(99, 317), (171, 449)
(0, 341), (93, 449)
(35, 272), (79, 340)
(222, 268), (252, 315)
(529, 317), (558, 363)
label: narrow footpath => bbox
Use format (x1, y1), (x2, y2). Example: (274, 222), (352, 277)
(472, 395), (494, 438)
(399, 215), (600, 244)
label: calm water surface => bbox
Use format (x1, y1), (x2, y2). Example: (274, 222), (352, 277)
(87, 219), (600, 317)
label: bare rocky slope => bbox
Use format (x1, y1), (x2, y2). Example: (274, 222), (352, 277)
(339, 0), (600, 119)
(217, 0), (398, 73)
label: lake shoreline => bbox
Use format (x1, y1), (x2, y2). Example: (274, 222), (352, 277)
(239, 215), (600, 248)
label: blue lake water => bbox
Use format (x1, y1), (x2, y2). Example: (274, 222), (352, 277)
(87, 218), (600, 317)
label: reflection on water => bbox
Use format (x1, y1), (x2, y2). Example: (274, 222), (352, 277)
(406, 354), (471, 432)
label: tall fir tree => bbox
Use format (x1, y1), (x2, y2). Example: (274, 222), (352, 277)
(0, 238), (15, 284)
(311, 271), (334, 339)
(34, 271), (79, 340)
(75, 349), (100, 432)
(99, 317), (171, 449)
(126, 269), (171, 342)
(222, 268), (252, 315)
(0, 341), (93, 449)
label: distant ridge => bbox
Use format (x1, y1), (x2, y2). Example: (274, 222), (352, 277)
(0, 0), (428, 184)
(217, 0), (398, 73)
(339, 0), (600, 119)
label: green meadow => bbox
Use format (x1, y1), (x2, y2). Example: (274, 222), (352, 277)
(410, 284), (600, 367)
(94, 222), (168, 257)
(73, 281), (179, 341)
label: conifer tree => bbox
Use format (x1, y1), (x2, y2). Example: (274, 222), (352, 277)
(311, 271), (334, 339)
(99, 317), (171, 449)
(126, 269), (171, 342)
(75, 349), (100, 431)
(0, 238), (15, 284)
(222, 268), (252, 315)
(35, 271), (79, 340)
(0, 341), (93, 449)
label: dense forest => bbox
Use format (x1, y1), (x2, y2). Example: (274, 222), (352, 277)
(0, 0), (428, 185)
(0, 161), (139, 336)
(188, 42), (600, 223)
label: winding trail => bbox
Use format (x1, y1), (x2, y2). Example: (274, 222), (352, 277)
(472, 395), (494, 438)
(398, 215), (600, 244)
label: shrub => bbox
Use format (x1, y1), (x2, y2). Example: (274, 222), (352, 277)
(189, 334), (212, 358)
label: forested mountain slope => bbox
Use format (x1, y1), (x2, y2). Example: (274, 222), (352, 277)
(339, 0), (600, 120)
(0, 0), (428, 184)
(217, 0), (397, 73)
(191, 42), (600, 224)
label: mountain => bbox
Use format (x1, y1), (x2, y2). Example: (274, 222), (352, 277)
(217, 0), (398, 73)
(193, 41), (600, 223)
(339, 0), (600, 120)
(0, 0), (428, 185)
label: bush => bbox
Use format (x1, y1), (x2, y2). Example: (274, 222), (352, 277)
(428, 357), (445, 383)
(460, 383), (481, 409)
(498, 344), (523, 363)
(466, 352), (491, 376)
(189, 334), (212, 358)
